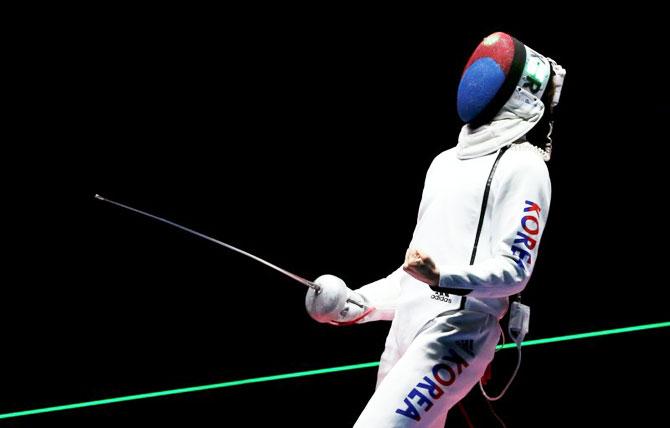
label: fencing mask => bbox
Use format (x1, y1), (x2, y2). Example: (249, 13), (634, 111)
(457, 32), (566, 160)
(457, 32), (555, 126)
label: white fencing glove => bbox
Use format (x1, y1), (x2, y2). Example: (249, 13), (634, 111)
(305, 274), (373, 326)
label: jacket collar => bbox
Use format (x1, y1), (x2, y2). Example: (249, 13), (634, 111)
(456, 87), (544, 160)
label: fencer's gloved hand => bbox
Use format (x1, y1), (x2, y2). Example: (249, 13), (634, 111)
(403, 248), (439, 287)
(305, 275), (373, 326)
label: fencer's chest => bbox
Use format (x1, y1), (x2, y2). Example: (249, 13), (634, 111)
(419, 154), (496, 218)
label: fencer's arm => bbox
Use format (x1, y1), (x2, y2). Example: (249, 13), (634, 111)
(305, 268), (403, 326)
(436, 152), (551, 298)
(354, 267), (404, 322)
(437, 255), (532, 298)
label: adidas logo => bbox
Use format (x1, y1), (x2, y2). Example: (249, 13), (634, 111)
(430, 290), (453, 303)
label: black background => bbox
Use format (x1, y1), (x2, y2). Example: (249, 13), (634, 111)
(3, 5), (669, 427)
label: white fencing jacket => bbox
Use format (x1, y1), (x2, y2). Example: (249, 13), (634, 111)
(356, 87), (552, 348)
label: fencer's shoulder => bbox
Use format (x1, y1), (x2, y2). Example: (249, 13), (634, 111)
(499, 143), (549, 180)
(429, 147), (458, 167)
(423, 148), (457, 182)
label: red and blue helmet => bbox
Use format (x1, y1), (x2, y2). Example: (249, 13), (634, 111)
(457, 32), (551, 126)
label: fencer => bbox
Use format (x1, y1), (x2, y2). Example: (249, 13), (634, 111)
(305, 32), (566, 427)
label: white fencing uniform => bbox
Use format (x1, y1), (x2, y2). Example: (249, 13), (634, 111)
(344, 30), (564, 427)
(352, 134), (552, 426)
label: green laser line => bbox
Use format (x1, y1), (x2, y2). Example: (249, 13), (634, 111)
(496, 320), (670, 350)
(1, 321), (667, 420)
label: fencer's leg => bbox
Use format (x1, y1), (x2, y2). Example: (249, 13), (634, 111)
(354, 311), (500, 428)
(375, 317), (403, 389)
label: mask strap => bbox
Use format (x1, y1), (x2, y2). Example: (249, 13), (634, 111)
(546, 58), (567, 114)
